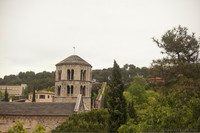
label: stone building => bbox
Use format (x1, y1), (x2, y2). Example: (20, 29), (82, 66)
(28, 90), (55, 102)
(55, 55), (92, 110)
(0, 94), (87, 132)
(0, 84), (27, 96)
(0, 55), (92, 132)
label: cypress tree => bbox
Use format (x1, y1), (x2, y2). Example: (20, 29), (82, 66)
(4, 88), (9, 102)
(32, 87), (36, 102)
(107, 60), (127, 132)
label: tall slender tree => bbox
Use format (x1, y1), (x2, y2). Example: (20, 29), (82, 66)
(107, 60), (127, 132)
(4, 87), (9, 102)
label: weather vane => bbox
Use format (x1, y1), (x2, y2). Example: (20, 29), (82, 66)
(73, 46), (75, 55)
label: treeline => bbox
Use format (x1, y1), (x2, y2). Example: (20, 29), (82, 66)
(52, 26), (200, 132)
(0, 71), (55, 98)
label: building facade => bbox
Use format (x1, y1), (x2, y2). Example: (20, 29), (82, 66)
(55, 55), (92, 110)
(0, 84), (27, 96)
(28, 91), (55, 102)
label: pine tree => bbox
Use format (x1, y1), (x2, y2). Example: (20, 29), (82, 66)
(4, 88), (9, 102)
(32, 87), (35, 102)
(107, 60), (127, 132)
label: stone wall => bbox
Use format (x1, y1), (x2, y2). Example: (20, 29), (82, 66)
(0, 115), (68, 132)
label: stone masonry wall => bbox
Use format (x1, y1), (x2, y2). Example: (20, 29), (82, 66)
(0, 115), (68, 132)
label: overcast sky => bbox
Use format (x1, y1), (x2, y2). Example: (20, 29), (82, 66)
(0, 0), (200, 78)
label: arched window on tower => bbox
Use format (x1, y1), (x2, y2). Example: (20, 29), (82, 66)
(71, 69), (74, 80)
(67, 69), (70, 80)
(58, 70), (62, 81)
(80, 70), (83, 80)
(83, 70), (86, 81)
(67, 85), (70, 96)
(71, 85), (73, 96)
(58, 86), (61, 96)
(83, 86), (85, 96)
(80, 85), (85, 96)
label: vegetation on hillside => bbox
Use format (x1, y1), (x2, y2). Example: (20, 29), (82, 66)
(52, 109), (109, 132)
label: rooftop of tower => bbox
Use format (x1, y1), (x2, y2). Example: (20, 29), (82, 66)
(56, 55), (92, 67)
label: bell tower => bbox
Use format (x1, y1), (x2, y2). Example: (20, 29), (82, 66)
(55, 55), (92, 110)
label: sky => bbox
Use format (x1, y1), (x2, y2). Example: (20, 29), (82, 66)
(0, 0), (200, 78)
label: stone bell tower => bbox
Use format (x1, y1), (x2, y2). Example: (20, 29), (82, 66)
(55, 55), (92, 110)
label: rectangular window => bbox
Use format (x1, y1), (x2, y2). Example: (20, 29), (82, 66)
(39, 95), (45, 99)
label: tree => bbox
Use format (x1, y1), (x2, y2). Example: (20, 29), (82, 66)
(107, 60), (127, 132)
(33, 124), (46, 133)
(8, 121), (27, 133)
(128, 100), (137, 122)
(32, 87), (36, 102)
(52, 109), (109, 132)
(4, 88), (9, 102)
(153, 25), (199, 64)
(151, 26), (200, 82)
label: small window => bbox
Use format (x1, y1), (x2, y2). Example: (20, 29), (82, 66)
(83, 70), (86, 81)
(80, 85), (85, 96)
(48, 95), (49, 99)
(67, 69), (70, 80)
(71, 85), (73, 96)
(71, 69), (74, 80)
(58, 86), (61, 96)
(39, 95), (45, 99)
(67, 86), (70, 96)
(80, 70), (83, 80)
(58, 70), (62, 80)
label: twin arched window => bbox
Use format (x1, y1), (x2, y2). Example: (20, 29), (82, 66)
(67, 85), (73, 96)
(67, 69), (74, 80)
(80, 70), (86, 81)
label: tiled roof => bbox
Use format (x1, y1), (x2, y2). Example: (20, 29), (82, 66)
(0, 102), (75, 116)
(56, 55), (92, 67)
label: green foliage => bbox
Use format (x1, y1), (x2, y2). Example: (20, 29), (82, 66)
(32, 124), (46, 133)
(153, 25), (199, 64)
(43, 86), (55, 92)
(107, 60), (127, 132)
(127, 77), (147, 104)
(92, 64), (150, 89)
(151, 26), (200, 83)
(8, 121), (27, 133)
(52, 109), (109, 132)
(0, 71), (55, 95)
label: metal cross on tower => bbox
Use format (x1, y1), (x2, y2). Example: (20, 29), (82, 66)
(73, 47), (75, 55)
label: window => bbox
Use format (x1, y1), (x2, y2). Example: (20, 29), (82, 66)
(58, 86), (61, 96)
(67, 69), (70, 80)
(67, 86), (70, 96)
(39, 95), (45, 99)
(48, 95), (49, 99)
(71, 69), (74, 80)
(71, 85), (73, 95)
(80, 86), (85, 96)
(58, 70), (62, 80)
(80, 70), (83, 80)
(83, 70), (86, 81)
(30, 96), (32, 100)
(83, 86), (85, 96)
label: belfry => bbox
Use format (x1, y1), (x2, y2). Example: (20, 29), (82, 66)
(55, 55), (92, 110)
